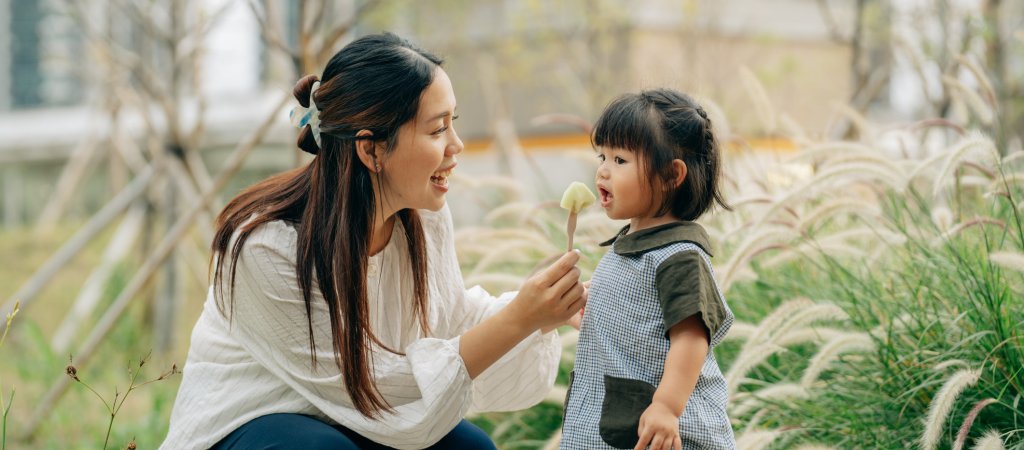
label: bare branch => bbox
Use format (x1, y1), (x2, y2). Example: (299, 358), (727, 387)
(815, 0), (848, 43)
(316, 1), (383, 63)
(247, 0), (300, 60)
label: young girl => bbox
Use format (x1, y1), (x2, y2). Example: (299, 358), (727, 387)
(561, 89), (736, 450)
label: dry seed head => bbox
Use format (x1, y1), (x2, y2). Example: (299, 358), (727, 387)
(934, 359), (971, 372)
(800, 332), (874, 388)
(832, 101), (875, 140)
(939, 217), (1006, 242)
(970, 430), (1006, 450)
(735, 429), (782, 450)
(786, 141), (879, 165)
(1002, 150), (1024, 166)
(739, 66), (777, 133)
(775, 326), (848, 347)
(933, 132), (998, 198)
(723, 322), (757, 341)
(942, 75), (994, 125)
(956, 55), (997, 108)
(954, 398), (999, 450)
(921, 368), (982, 450)
(731, 383), (810, 417)
(932, 207), (955, 232)
(990, 251), (1024, 272)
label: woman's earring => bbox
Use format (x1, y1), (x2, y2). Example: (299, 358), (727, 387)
(375, 163), (382, 172)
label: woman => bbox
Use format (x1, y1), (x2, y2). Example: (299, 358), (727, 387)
(160, 33), (585, 450)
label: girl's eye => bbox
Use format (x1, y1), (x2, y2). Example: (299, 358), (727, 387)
(597, 154), (606, 162)
(614, 156), (626, 164)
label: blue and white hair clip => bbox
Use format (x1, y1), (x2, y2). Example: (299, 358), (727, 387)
(288, 81), (322, 147)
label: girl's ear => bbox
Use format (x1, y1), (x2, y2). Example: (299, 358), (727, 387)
(671, 159), (687, 188)
(354, 130), (382, 172)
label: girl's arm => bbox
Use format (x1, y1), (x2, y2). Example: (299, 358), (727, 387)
(634, 315), (709, 450)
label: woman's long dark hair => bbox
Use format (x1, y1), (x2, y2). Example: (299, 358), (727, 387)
(211, 33), (443, 418)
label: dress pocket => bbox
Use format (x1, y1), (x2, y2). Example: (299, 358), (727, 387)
(598, 375), (657, 448)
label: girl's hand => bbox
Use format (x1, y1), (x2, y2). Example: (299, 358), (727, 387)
(510, 251), (584, 333)
(634, 402), (682, 450)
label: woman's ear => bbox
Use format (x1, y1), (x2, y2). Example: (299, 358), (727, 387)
(671, 159), (687, 188)
(354, 130), (381, 172)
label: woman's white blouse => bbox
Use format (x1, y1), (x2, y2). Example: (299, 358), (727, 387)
(160, 204), (560, 449)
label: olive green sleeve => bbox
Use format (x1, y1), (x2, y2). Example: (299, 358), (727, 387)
(655, 251), (726, 340)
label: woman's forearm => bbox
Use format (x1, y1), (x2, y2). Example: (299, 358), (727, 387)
(459, 307), (536, 378)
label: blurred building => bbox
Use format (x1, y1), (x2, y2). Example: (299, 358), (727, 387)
(0, 0), (861, 226)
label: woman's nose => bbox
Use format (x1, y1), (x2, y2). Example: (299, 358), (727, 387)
(448, 130), (464, 155)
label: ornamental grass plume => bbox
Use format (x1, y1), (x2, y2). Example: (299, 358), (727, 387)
(775, 326), (847, 348)
(726, 301), (848, 393)
(955, 55), (997, 108)
(942, 75), (995, 125)
(932, 132), (999, 198)
(718, 226), (796, 290)
(731, 383), (810, 417)
(920, 367), (982, 450)
(953, 398), (999, 450)
(794, 197), (882, 232)
(738, 66), (777, 133)
(483, 202), (536, 226)
(989, 251), (1024, 272)
(735, 429), (782, 450)
(938, 216), (1006, 242)
(971, 430), (1006, 450)
(799, 332), (874, 388)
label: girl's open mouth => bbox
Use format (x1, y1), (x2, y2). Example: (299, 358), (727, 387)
(599, 187), (612, 207)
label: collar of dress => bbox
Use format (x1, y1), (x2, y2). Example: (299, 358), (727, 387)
(599, 221), (714, 257)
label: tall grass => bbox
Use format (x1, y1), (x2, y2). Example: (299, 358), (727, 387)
(454, 93), (1022, 448)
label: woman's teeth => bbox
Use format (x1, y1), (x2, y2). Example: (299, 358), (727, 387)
(431, 168), (453, 187)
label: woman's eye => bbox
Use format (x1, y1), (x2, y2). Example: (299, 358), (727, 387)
(433, 126), (448, 135)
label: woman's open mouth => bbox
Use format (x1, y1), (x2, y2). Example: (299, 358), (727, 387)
(431, 166), (454, 191)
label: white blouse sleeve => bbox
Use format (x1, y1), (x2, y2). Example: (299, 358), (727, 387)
(423, 205), (562, 413)
(226, 221), (472, 449)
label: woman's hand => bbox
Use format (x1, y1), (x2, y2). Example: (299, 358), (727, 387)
(510, 251), (584, 334)
(634, 401), (682, 450)
(540, 279), (589, 333)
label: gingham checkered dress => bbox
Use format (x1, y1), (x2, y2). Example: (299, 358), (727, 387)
(561, 223), (736, 449)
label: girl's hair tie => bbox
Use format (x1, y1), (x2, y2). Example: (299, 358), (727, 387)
(288, 81), (322, 149)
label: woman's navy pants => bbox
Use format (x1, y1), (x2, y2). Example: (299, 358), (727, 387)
(210, 413), (497, 449)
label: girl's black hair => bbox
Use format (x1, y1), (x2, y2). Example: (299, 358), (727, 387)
(592, 88), (730, 221)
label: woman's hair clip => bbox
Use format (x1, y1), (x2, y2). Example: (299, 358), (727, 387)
(288, 81), (322, 147)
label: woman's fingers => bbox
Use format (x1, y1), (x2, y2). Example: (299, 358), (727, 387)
(537, 251), (579, 287)
(550, 266), (581, 300)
